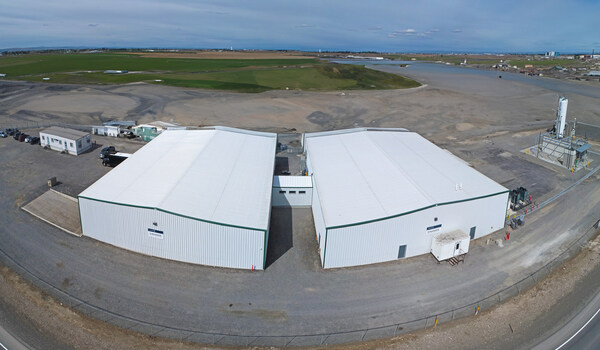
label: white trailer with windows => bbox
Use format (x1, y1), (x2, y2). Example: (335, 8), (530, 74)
(39, 126), (92, 155)
(78, 127), (276, 270)
(271, 176), (312, 207)
(92, 125), (120, 137)
(304, 128), (509, 269)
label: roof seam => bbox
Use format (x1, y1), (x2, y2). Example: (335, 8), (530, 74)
(367, 132), (438, 205)
(208, 135), (248, 220)
(156, 131), (217, 210)
(340, 134), (389, 216)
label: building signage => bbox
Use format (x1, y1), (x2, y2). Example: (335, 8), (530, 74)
(426, 224), (442, 234)
(148, 228), (164, 239)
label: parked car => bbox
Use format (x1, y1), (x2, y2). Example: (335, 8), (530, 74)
(18, 133), (28, 142)
(99, 146), (117, 158)
(13, 131), (22, 140)
(102, 154), (127, 167)
(5, 128), (16, 136)
(0, 131), (7, 138)
(24, 136), (32, 143)
(29, 136), (40, 145)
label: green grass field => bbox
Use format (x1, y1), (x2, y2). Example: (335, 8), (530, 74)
(0, 53), (420, 92)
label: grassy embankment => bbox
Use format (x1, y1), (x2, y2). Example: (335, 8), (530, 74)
(0, 53), (420, 92)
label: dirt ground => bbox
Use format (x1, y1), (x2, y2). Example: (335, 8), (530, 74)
(1, 66), (599, 348)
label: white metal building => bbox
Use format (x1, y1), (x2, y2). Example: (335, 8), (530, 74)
(92, 125), (120, 137)
(40, 126), (92, 155)
(78, 127), (277, 270)
(303, 128), (509, 269)
(271, 176), (312, 207)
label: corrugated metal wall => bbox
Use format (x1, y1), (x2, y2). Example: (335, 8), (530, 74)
(306, 152), (327, 267)
(324, 193), (508, 269)
(271, 187), (312, 207)
(79, 198), (266, 270)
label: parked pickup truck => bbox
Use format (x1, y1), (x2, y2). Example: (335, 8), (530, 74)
(99, 146), (117, 159)
(102, 152), (132, 167)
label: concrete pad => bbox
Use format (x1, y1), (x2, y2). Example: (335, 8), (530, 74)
(287, 335), (328, 347)
(153, 328), (194, 341)
(185, 332), (221, 345)
(248, 336), (293, 347)
(362, 325), (397, 341)
(322, 331), (364, 345)
(22, 189), (82, 236)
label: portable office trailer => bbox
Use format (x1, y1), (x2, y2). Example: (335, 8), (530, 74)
(304, 128), (509, 269)
(39, 126), (92, 155)
(92, 125), (120, 137)
(79, 127), (277, 270)
(431, 230), (470, 261)
(271, 176), (312, 207)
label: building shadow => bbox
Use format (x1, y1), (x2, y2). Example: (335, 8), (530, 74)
(275, 156), (290, 175)
(265, 207), (293, 268)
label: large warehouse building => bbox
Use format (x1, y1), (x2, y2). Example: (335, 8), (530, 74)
(78, 127), (276, 270)
(304, 128), (509, 269)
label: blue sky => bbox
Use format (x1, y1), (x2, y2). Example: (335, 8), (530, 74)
(1, 0), (599, 53)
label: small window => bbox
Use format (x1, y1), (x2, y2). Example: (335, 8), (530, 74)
(41, 136), (45, 140)
(434, 217), (438, 222)
(456, 243), (460, 250)
(398, 245), (407, 259)
(299, 191), (306, 194)
(289, 191), (296, 194)
(58, 140), (62, 145)
(70, 142), (74, 147)
(78, 141), (82, 148)
(279, 190), (286, 194)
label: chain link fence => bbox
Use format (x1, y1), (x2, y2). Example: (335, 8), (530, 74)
(0, 220), (597, 347)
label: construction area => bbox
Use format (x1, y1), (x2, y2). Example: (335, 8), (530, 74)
(524, 96), (592, 172)
(1, 62), (600, 348)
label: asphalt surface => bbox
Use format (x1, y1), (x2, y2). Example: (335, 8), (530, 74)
(0, 64), (599, 347)
(530, 276), (600, 350)
(558, 299), (600, 350)
(0, 294), (70, 350)
(1, 129), (599, 347)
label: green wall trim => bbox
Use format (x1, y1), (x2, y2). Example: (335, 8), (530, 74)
(77, 198), (84, 234)
(78, 195), (266, 232)
(263, 230), (268, 270)
(326, 190), (510, 230)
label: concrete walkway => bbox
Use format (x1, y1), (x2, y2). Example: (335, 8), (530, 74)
(22, 189), (82, 237)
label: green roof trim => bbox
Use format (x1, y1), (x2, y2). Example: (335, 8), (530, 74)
(326, 190), (510, 230)
(78, 195), (266, 232)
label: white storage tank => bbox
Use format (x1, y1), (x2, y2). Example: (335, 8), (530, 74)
(556, 97), (568, 138)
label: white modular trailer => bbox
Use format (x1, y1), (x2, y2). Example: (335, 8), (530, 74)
(79, 127), (277, 270)
(40, 126), (92, 155)
(304, 128), (509, 269)
(92, 125), (120, 137)
(431, 230), (470, 262)
(271, 176), (312, 207)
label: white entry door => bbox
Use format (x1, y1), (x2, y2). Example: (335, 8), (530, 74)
(454, 242), (462, 256)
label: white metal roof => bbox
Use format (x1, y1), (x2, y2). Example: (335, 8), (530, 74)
(272, 176), (312, 188)
(80, 128), (277, 231)
(40, 126), (89, 140)
(305, 129), (508, 228)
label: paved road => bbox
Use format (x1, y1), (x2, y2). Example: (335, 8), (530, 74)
(0, 68), (599, 346)
(532, 291), (600, 350)
(0, 326), (27, 350)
